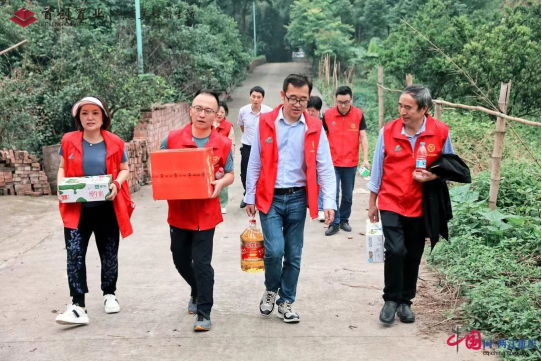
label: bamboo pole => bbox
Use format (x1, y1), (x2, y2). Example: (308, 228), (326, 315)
(0, 39), (28, 56)
(488, 82), (511, 210)
(326, 54), (331, 88)
(378, 67), (384, 130)
(333, 57), (338, 93)
(406, 73), (413, 86)
(432, 99), (539, 127)
(434, 102), (443, 119)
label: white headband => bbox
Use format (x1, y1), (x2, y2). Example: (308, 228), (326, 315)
(71, 97), (108, 118)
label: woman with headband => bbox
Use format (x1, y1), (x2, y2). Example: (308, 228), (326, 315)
(55, 96), (134, 326)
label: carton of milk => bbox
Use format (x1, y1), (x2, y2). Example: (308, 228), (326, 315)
(366, 219), (384, 263)
(58, 175), (112, 203)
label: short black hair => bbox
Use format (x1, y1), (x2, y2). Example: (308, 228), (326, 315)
(307, 96), (323, 111)
(282, 73), (312, 94)
(218, 101), (229, 116)
(402, 84), (432, 110)
(194, 89), (220, 109)
(250, 86), (265, 97)
(335, 86), (352, 98)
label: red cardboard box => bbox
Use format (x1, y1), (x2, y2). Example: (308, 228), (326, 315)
(150, 148), (215, 200)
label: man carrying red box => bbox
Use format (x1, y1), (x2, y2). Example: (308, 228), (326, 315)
(160, 90), (234, 332)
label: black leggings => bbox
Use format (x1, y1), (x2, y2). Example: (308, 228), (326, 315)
(63, 202), (120, 307)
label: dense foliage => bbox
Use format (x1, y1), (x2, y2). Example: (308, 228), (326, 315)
(0, 0), (251, 153)
(287, 0), (540, 118)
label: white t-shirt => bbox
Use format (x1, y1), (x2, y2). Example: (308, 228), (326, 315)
(237, 104), (273, 146)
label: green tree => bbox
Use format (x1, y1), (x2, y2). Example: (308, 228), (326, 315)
(360, 0), (389, 40)
(455, 2), (541, 117)
(285, 0), (354, 61)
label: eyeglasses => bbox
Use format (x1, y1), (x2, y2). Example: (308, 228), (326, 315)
(284, 94), (308, 106)
(191, 106), (216, 115)
(337, 100), (351, 106)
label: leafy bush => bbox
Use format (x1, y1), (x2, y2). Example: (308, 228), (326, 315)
(428, 183), (541, 361)
(0, 0), (251, 154)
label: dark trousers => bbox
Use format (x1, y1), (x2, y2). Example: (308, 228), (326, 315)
(380, 210), (425, 305)
(170, 226), (215, 319)
(240, 144), (251, 194)
(63, 202), (120, 307)
(332, 166), (357, 225)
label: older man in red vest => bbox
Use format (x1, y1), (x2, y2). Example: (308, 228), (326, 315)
(367, 85), (455, 325)
(244, 74), (336, 323)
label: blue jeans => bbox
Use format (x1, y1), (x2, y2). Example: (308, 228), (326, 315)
(317, 176), (324, 211)
(259, 189), (307, 304)
(332, 166), (357, 226)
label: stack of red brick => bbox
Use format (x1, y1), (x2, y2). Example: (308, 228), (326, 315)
(125, 139), (150, 194)
(133, 103), (190, 153)
(0, 150), (51, 196)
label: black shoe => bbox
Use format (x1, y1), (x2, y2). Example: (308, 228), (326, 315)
(379, 301), (397, 325)
(339, 222), (352, 232)
(325, 224), (340, 236)
(397, 304), (415, 323)
(240, 200), (247, 208)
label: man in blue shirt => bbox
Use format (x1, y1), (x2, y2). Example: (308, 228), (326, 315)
(244, 74), (336, 323)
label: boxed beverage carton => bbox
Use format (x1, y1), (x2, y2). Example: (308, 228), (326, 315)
(150, 148), (215, 200)
(366, 219), (384, 263)
(58, 175), (112, 203)
(358, 166), (370, 177)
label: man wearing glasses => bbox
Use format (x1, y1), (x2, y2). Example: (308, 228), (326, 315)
(160, 90), (234, 332)
(244, 74), (336, 323)
(322, 86), (370, 236)
(237, 86), (273, 208)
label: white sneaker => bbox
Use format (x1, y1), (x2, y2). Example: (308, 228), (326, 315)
(221, 207), (227, 214)
(277, 301), (300, 323)
(318, 211), (325, 222)
(103, 294), (120, 314)
(55, 304), (89, 325)
(259, 290), (277, 317)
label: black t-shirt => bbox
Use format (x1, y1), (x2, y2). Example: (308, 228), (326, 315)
(322, 108), (366, 132)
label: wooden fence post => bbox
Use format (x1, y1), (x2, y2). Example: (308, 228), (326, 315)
(406, 73), (413, 86)
(378, 66), (384, 130)
(434, 101), (443, 119)
(488, 81), (511, 210)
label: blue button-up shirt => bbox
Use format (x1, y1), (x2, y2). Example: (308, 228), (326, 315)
(244, 108), (337, 210)
(367, 117), (455, 194)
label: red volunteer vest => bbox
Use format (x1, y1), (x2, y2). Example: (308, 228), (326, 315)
(255, 105), (321, 219)
(59, 130), (135, 238)
(323, 106), (364, 167)
(166, 123), (232, 231)
(378, 114), (449, 217)
(216, 119), (233, 137)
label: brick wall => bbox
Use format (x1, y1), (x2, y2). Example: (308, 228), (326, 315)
(133, 102), (191, 153)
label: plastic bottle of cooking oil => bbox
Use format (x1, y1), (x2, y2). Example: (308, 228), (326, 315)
(240, 218), (265, 273)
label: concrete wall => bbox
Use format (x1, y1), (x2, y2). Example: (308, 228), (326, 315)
(42, 145), (61, 194)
